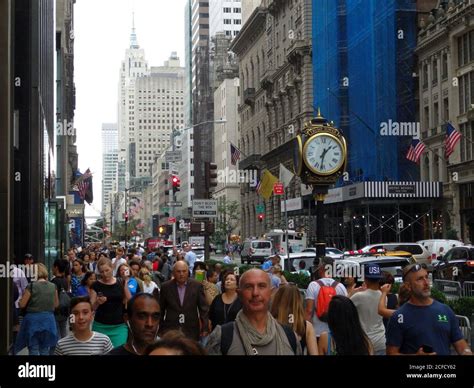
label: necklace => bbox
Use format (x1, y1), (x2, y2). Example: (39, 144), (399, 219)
(223, 294), (237, 322)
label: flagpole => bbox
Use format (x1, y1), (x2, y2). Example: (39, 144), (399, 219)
(284, 188), (290, 258)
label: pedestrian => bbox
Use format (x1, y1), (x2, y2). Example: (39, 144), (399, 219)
(386, 263), (472, 355)
(206, 269), (302, 355)
(304, 257), (348, 338)
(23, 253), (35, 283)
(15, 263), (58, 355)
(138, 268), (159, 297)
(271, 284), (318, 355)
(90, 257), (131, 347)
(146, 330), (206, 355)
(54, 296), (113, 355)
(223, 250), (232, 264)
(184, 245), (197, 273)
(350, 264), (387, 355)
(117, 263), (140, 297)
(158, 261), (209, 341)
(203, 269), (220, 306)
(71, 259), (87, 297)
(109, 293), (161, 355)
(318, 295), (373, 355)
(209, 272), (242, 332)
(76, 271), (97, 298)
(51, 259), (70, 339)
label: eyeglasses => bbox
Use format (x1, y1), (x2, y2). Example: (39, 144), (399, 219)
(402, 263), (427, 280)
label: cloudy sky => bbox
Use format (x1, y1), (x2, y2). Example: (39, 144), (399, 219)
(74, 0), (186, 219)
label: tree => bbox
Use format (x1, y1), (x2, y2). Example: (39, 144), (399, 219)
(212, 200), (240, 249)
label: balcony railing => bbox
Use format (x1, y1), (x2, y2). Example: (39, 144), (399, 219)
(244, 88), (256, 106)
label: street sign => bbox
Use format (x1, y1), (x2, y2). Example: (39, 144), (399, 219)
(167, 202), (182, 207)
(168, 217), (177, 223)
(273, 183), (284, 195)
(192, 199), (218, 218)
(165, 151), (182, 163)
(161, 207), (170, 213)
(256, 204), (265, 213)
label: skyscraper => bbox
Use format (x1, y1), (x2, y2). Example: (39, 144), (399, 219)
(102, 123), (118, 216)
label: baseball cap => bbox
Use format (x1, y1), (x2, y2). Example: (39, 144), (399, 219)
(402, 263), (428, 281)
(364, 263), (383, 279)
(24, 253), (33, 260)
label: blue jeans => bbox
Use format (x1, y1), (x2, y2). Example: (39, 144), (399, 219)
(28, 344), (50, 355)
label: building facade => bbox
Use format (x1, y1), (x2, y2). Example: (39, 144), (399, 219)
(210, 0), (242, 38)
(231, 0), (313, 239)
(417, 0), (474, 242)
(133, 54), (184, 180)
(101, 123), (118, 216)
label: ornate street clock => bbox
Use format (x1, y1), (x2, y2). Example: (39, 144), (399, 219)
(293, 110), (347, 186)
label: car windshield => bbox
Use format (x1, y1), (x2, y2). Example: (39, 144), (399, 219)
(252, 242), (271, 249)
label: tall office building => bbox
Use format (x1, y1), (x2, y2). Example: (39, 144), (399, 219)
(117, 18), (149, 186)
(210, 0), (242, 38)
(102, 123), (118, 216)
(133, 54), (185, 180)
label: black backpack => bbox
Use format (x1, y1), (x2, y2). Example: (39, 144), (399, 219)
(220, 321), (298, 355)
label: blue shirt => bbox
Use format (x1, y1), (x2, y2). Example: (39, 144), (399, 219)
(386, 300), (463, 355)
(127, 277), (139, 297)
(223, 256), (232, 264)
(185, 251), (197, 270)
(261, 260), (272, 271)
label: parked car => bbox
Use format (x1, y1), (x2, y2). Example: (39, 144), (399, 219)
(301, 247), (344, 259)
(432, 246), (474, 283)
(417, 239), (464, 262)
(277, 252), (412, 283)
(360, 243), (430, 267)
(241, 240), (273, 264)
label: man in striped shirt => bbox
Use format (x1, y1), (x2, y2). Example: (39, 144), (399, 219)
(54, 296), (113, 355)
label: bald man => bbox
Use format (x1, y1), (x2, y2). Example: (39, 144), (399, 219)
(158, 261), (209, 341)
(206, 269), (301, 355)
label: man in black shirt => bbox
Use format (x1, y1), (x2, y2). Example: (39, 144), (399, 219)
(109, 293), (161, 355)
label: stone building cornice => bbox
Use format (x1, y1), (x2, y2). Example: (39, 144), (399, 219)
(229, 7), (267, 56)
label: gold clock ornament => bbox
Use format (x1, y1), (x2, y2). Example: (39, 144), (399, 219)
(293, 110), (347, 186)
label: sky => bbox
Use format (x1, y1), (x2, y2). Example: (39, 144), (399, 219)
(74, 0), (186, 220)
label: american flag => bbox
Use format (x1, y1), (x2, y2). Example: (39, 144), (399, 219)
(77, 169), (93, 203)
(230, 143), (241, 165)
(406, 139), (426, 163)
(445, 122), (462, 158)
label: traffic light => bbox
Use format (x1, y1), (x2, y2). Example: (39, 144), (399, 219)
(205, 162), (218, 194)
(124, 212), (129, 222)
(158, 225), (166, 235)
(171, 175), (181, 193)
(258, 214), (264, 223)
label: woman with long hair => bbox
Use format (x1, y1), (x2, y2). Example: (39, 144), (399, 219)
(90, 258), (132, 347)
(270, 284), (318, 355)
(76, 271), (97, 298)
(116, 263), (140, 297)
(318, 295), (373, 355)
(71, 259), (87, 297)
(208, 271), (242, 332)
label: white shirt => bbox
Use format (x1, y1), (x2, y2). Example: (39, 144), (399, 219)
(351, 289), (386, 353)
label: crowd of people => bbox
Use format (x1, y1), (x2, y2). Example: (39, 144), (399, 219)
(9, 244), (473, 356)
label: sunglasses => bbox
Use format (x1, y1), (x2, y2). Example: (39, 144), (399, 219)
(402, 263), (427, 280)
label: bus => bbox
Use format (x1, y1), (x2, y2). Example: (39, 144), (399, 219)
(264, 230), (307, 255)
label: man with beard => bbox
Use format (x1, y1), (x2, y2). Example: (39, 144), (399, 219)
(108, 293), (161, 355)
(386, 263), (471, 356)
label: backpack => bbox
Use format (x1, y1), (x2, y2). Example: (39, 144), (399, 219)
(220, 322), (297, 355)
(315, 280), (339, 322)
(56, 287), (71, 321)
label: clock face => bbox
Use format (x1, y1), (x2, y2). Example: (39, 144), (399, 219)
(303, 134), (344, 175)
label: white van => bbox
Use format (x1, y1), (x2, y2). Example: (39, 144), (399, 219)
(417, 239), (464, 261)
(240, 240), (273, 264)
